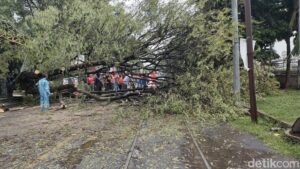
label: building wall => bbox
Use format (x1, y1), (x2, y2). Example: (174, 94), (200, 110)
(275, 73), (299, 89)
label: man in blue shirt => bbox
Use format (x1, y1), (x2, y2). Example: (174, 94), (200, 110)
(38, 73), (50, 112)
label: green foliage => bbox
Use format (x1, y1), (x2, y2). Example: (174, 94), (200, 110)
(0, 0), (143, 75)
(0, 0), (25, 19)
(175, 68), (236, 115)
(254, 49), (280, 65)
(146, 94), (188, 115)
(240, 63), (279, 100)
(22, 0), (141, 72)
(254, 64), (279, 97)
(142, 1), (237, 121)
(144, 0), (279, 121)
(0, 0), (31, 77)
(245, 0), (294, 46)
(239, 0), (295, 63)
(0, 0), (280, 121)
(173, 1), (239, 120)
(0, 0), (294, 75)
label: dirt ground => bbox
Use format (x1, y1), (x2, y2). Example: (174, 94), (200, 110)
(0, 103), (297, 169)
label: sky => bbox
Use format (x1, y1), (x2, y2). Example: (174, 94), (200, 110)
(273, 37), (295, 58)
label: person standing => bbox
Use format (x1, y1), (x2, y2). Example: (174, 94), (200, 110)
(148, 70), (158, 89)
(38, 73), (50, 112)
(94, 73), (102, 91)
(111, 72), (120, 92)
(140, 74), (147, 89)
(106, 73), (112, 91)
(100, 73), (105, 91)
(149, 70), (157, 81)
(137, 74), (143, 88)
(122, 74), (130, 90)
(118, 74), (123, 90)
(87, 74), (95, 91)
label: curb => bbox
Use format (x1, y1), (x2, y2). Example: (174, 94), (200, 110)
(243, 106), (292, 129)
(284, 129), (300, 142)
(257, 110), (292, 129)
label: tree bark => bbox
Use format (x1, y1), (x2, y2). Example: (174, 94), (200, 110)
(284, 38), (291, 89)
(77, 89), (141, 102)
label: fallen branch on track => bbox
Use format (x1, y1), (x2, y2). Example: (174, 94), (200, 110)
(77, 89), (144, 102)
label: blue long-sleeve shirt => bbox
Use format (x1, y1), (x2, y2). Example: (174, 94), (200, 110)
(38, 78), (50, 96)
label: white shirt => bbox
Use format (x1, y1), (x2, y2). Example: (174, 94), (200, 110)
(123, 76), (130, 84)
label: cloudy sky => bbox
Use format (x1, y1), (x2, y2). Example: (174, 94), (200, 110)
(273, 38), (295, 58)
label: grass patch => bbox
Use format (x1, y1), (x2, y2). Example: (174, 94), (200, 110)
(257, 90), (300, 124)
(230, 116), (300, 159)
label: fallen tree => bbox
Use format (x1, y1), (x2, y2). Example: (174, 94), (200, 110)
(77, 89), (143, 102)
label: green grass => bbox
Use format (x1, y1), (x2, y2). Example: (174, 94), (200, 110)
(230, 116), (300, 159)
(257, 90), (300, 124)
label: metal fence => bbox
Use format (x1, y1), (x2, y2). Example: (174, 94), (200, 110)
(272, 58), (300, 88)
(272, 58), (300, 72)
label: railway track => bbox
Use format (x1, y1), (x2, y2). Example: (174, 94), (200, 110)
(122, 118), (212, 169)
(123, 121), (144, 169)
(184, 117), (212, 169)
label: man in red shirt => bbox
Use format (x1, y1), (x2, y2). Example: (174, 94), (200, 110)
(87, 74), (95, 91)
(148, 70), (158, 89)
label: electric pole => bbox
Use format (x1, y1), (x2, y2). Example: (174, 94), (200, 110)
(244, 0), (258, 122)
(232, 0), (240, 105)
(298, 0), (300, 57)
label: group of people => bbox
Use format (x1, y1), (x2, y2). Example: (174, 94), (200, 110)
(86, 72), (130, 92)
(86, 70), (158, 92)
(35, 70), (158, 112)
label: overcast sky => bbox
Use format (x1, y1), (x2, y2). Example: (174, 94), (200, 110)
(273, 38), (295, 58)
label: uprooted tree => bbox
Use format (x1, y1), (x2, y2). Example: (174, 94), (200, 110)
(0, 0), (278, 119)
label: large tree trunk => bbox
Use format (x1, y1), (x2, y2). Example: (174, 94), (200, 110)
(77, 89), (142, 102)
(284, 38), (292, 89)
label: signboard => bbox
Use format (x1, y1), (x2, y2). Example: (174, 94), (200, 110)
(240, 38), (256, 71)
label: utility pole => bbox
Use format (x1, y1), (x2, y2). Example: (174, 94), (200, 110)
(244, 0), (258, 122)
(298, 0), (300, 57)
(232, 0), (240, 105)
(298, 0), (300, 89)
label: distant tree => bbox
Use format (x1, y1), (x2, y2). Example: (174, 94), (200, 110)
(23, 0), (141, 72)
(240, 0), (295, 88)
(254, 49), (280, 65)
